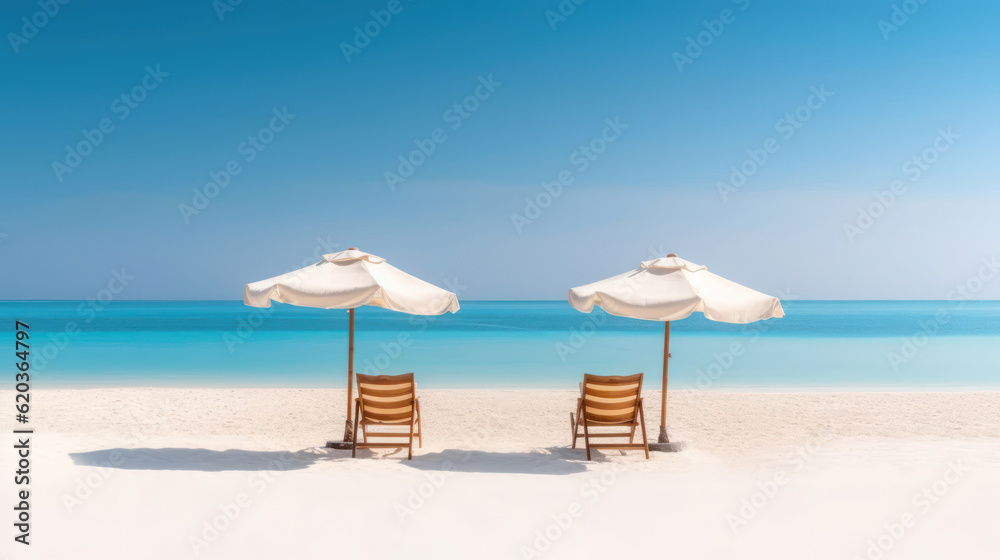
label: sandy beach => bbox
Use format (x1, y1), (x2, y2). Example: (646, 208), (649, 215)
(9, 388), (999, 559)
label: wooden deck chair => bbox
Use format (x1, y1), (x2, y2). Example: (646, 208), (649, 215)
(352, 373), (422, 460)
(570, 373), (649, 460)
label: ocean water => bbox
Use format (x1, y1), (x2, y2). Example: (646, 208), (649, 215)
(2, 300), (998, 389)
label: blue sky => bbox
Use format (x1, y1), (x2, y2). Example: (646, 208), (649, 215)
(1, 0), (998, 300)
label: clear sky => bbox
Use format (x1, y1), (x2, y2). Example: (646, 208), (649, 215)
(2, 0), (998, 300)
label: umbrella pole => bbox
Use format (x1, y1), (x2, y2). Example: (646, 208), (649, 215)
(659, 321), (671, 443)
(344, 307), (355, 442)
(649, 320), (682, 451)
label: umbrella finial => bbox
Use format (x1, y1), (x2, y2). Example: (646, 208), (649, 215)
(666, 253), (678, 258)
(348, 247), (358, 250)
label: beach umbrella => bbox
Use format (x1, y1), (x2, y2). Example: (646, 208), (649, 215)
(568, 254), (783, 451)
(243, 247), (459, 446)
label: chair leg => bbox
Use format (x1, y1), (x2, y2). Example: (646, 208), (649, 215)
(407, 405), (415, 460)
(582, 414), (592, 461)
(572, 398), (583, 449)
(415, 398), (423, 448)
(629, 423), (636, 444)
(352, 400), (361, 458)
(638, 401), (649, 459)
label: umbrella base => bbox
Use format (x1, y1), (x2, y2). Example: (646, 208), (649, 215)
(648, 441), (685, 452)
(650, 426), (685, 452)
(327, 421), (355, 450)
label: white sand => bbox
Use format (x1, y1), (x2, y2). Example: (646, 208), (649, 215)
(6, 389), (999, 559)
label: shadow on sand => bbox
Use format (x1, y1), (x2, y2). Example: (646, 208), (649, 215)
(69, 448), (336, 472)
(400, 447), (591, 474)
(70, 446), (611, 474)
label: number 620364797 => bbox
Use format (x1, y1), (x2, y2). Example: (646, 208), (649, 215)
(15, 321), (30, 421)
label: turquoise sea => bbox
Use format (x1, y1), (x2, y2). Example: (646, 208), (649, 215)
(2, 300), (998, 389)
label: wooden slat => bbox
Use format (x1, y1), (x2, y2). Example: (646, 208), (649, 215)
(358, 385), (413, 398)
(361, 396), (413, 409)
(584, 412), (634, 422)
(586, 419), (635, 426)
(362, 407), (412, 418)
(363, 407), (413, 418)
(583, 384), (639, 399)
(364, 391), (414, 402)
(585, 406), (634, 417)
(584, 413), (635, 422)
(357, 373), (414, 384)
(578, 421), (635, 427)
(584, 373), (642, 383)
(583, 398), (637, 410)
(585, 393), (636, 402)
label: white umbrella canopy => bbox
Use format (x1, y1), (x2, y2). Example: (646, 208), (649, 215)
(568, 254), (784, 450)
(244, 247), (459, 445)
(568, 255), (783, 323)
(244, 248), (459, 314)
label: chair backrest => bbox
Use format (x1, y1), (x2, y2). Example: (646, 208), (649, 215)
(581, 373), (643, 424)
(356, 373), (416, 425)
